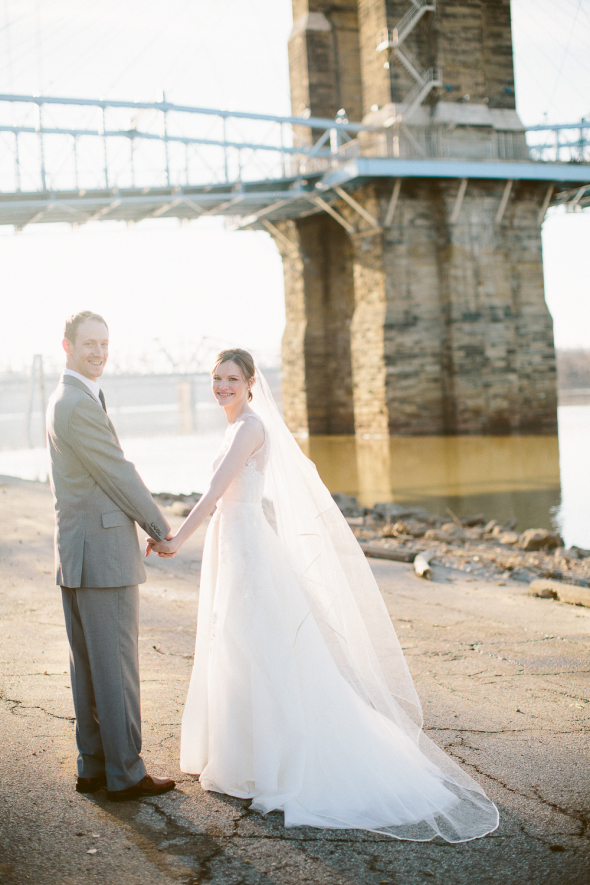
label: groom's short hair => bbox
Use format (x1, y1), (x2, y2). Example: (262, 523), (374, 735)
(64, 311), (108, 344)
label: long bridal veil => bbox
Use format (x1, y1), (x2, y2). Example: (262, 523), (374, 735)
(249, 366), (499, 842)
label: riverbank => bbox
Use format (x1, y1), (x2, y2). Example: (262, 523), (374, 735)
(1, 475), (589, 885)
(152, 489), (590, 591)
(331, 494), (590, 590)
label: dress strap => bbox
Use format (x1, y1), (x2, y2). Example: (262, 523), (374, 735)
(239, 413), (266, 458)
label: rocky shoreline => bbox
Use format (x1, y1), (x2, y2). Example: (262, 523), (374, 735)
(152, 490), (590, 590)
(332, 493), (590, 589)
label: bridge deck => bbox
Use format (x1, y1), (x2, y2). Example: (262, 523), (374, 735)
(1, 158), (589, 230)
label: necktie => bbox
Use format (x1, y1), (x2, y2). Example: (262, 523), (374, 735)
(98, 390), (107, 413)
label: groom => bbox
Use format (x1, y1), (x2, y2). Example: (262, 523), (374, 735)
(46, 310), (175, 801)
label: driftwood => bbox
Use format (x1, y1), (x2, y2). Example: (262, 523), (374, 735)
(359, 542), (418, 563)
(413, 551), (433, 580)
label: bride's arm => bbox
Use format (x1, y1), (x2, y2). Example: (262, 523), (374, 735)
(146, 419), (264, 557)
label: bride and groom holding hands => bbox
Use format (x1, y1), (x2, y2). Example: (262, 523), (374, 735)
(47, 309), (498, 840)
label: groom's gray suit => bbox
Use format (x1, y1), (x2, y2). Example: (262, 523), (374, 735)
(47, 373), (170, 790)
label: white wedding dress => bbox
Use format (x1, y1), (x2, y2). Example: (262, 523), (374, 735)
(180, 375), (499, 842)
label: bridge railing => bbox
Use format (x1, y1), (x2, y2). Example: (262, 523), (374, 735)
(297, 123), (589, 177)
(0, 94), (371, 194)
(0, 94), (588, 197)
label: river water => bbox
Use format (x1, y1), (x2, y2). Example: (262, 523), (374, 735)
(1, 404), (589, 549)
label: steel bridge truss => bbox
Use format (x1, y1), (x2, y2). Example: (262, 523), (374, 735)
(0, 93), (588, 231)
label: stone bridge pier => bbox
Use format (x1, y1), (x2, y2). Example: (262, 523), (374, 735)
(275, 0), (558, 438)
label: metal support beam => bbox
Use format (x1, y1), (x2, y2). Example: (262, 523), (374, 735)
(570, 184), (590, 208)
(450, 178), (468, 224)
(237, 199), (291, 228)
(310, 195), (355, 234)
(37, 105), (47, 191)
(495, 179), (514, 225)
(162, 95), (171, 187)
(333, 186), (379, 227)
(260, 218), (298, 257)
(179, 197), (205, 217)
(384, 178), (402, 226)
(200, 195), (245, 218)
(14, 131), (21, 191)
(17, 204), (53, 230)
(0, 92), (375, 135)
(102, 107), (109, 189)
(87, 199), (122, 222)
(143, 197), (183, 220)
(538, 183), (555, 224)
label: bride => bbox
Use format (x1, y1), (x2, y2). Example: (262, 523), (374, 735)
(146, 348), (499, 842)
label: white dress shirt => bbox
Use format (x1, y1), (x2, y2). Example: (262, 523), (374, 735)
(64, 368), (102, 404)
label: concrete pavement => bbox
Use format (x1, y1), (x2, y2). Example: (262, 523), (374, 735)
(0, 476), (588, 885)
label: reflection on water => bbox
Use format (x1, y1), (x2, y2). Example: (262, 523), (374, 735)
(2, 406), (589, 547)
(305, 434), (562, 535)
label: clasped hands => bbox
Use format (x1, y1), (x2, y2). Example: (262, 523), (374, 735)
(145, 531), (178, 558)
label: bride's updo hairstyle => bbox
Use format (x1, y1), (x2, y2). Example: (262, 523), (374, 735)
(213, 348), (256, 401)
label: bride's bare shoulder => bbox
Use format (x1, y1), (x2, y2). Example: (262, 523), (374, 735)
(233, 414), (265, 447)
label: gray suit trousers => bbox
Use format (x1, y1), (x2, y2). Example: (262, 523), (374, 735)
(61, 585), (147, 791)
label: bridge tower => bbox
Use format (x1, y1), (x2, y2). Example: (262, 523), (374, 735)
(277, 0), (557, 438)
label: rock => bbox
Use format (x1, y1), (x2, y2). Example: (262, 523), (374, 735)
(529, 578), (590, 607)
(406, 507), (436, 521)
(464, 527), (484, 541)
(424, 529), (456, 542)
(483, 520), (502, 534)
(497, 531), (520, 546)
(383, 520), (406, 537)
(332, 493), (363, 518)
(155, 491), (201, 506)
(510, 568), (537, 583)
(441, 521), (459, 534)
(170, 501), (192, 517)
(461, 513), (486, 527)
(384, 521), (427, 538)
(518, 529), (563, 551)
(406, 523), (427, 538)
(372, 502), (413, 522)
(563, 545), (590, 560)
(555, 547), (581, 563)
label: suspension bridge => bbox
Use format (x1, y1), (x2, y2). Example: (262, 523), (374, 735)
(0, 90), (588, 234)
(1, 0), (590, 442)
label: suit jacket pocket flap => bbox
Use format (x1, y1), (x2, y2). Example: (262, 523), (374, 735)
(102, 510), (134, 529)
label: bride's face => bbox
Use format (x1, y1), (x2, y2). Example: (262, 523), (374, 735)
(212, 360), (250, 408)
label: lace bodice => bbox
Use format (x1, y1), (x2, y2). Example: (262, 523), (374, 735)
(213, 414), (267, 505)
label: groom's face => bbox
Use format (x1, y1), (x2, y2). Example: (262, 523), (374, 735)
(63, 319), (109, 381)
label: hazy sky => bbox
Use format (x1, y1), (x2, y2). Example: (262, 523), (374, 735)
(0, 0), (589, 373)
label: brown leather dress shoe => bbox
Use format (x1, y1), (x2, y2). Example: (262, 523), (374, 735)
(76, 774), (107, 793)
(107, 774), (176, 802)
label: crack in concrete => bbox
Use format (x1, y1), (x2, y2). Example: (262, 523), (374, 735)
(446, 739), (589, 844)
(93, 795), (223, 883)
(152, 645), (194, 659)
(530, 786), (590, 840)
(0, 689), (74, 722)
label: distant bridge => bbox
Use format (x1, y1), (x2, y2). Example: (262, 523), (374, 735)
(0, 93), (589, 234)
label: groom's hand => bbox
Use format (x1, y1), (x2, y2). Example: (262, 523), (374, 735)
(145, 534), (177, 558)
(158, 532), (177, 558)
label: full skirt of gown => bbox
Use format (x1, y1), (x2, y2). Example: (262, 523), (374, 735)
(180, 495), (499, 842)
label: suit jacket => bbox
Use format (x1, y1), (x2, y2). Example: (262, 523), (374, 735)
(46, 374), (170, 589)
